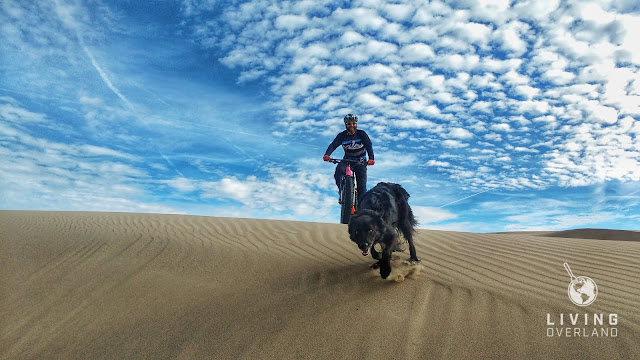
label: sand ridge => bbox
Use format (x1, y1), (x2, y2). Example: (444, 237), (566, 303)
(1, 211), (639, 359)
(544, 228), (640, 241)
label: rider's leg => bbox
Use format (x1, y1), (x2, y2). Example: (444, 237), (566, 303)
(353, 162), (367, 197)
(334, 161), (348, 190)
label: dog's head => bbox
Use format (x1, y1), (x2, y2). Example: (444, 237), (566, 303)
(348, 210), (384, 256)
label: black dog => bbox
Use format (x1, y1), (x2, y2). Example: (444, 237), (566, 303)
(348, 182), (419, 279)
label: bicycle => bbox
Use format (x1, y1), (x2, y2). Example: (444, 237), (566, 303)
(326, 158), (365, 224)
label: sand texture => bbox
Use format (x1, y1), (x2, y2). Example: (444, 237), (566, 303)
(1, 211), (639, 359)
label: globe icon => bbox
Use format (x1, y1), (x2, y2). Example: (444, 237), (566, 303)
(567, 276), (598, 306)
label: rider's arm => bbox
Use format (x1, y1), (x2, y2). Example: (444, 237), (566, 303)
(324, 133), (342, 156)
(361, 130), (374, 160)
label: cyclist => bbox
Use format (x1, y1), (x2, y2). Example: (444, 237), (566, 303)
(323, 113), (375, 201)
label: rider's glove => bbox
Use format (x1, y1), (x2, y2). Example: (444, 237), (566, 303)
(367, 159), (375, 166)
(323, 155), (331, 162)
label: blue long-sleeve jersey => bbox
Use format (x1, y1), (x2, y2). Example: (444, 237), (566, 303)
(324, 129), (374, 160)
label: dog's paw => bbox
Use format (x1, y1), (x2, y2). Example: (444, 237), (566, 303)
(371, 261), (381, 269)
(380, 264), (392, 279)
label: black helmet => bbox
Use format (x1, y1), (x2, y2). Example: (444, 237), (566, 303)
(343, 114), (358, 123)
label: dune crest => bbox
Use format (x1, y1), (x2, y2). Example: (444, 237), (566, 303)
(1, 211), (639, 359)
(544, 228), (640, 241)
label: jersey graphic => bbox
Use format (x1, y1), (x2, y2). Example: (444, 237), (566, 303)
(342, 139), (364, 151)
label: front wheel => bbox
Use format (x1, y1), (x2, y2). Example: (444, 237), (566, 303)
(340, 176), (355, 224)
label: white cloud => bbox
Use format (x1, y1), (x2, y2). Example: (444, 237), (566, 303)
(82, 145), (139, 160)
(543, 68), (575, 85)
(392, 118), (440, 131)
(427, 160), (450, 167)
(166, 177), (198, 193)
(335, 39), (397, 63)
(0, 104), (46, 123)
(584, 103), (618, 124)
(467, 0), (511, 23)
(517, 100), (550, 115)
(442, 140), (468, 149)
(413, 205), (457, 225)
(576, 2), (615, 24)
(381, 3), (415, 22)
(448, 127), (474, 139)
(196, 166), (335, 220)
(0, 103), (175, 213)
(618, 14), (640, 64)
(494, 21), (529, 55)
(399, 43), (435, 63)
(358, 63), (397, 81)
(513, 0), (561, 21)
(542, 118), (640, 186)
(275, 14), (309, 31)
(470, 101), (493, 114)
(289, 73), (317, 94)
(216, 177), (254, 201)
(500, 70), (530, 86)
(357, 92), (386, 108)
(455, 22), (492, 45)
(490, 123), (513, 132)
(332, 7), (388, 31)
(436, 53), (480, 71)
(514, 85), (540, 99)
(340, 30), (365, 45)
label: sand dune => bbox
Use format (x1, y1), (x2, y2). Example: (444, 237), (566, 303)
(1, 211), (639, 359)
(544, 228), (640, 241)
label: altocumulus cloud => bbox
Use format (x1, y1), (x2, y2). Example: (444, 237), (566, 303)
(185, 0), (640, 192)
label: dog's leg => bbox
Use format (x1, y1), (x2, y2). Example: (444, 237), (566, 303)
(400, 221), (420, 262)
(407, 238), (419, 263)
(371, 245), (381, 260)
(370, 245), (382, 269)
(379, 233), (394, 279)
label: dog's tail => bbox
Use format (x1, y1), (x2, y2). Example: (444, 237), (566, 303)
(390, 184), (417, 228)
(406, 204), (417, 229)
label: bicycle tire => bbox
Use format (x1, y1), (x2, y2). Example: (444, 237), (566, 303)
(340, 175), (355, 224)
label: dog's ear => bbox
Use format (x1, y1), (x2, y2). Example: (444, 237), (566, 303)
(347, 214), (359, 233)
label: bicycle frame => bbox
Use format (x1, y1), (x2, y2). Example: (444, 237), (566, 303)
(345, 161), (353, 178)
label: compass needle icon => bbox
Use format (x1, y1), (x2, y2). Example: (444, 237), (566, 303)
(563, 262), (598, 306)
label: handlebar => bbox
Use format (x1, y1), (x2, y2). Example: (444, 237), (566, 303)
(326, 158), (366, 164)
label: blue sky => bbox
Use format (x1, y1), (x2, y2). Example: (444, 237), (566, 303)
(1, 0), (639, 232)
